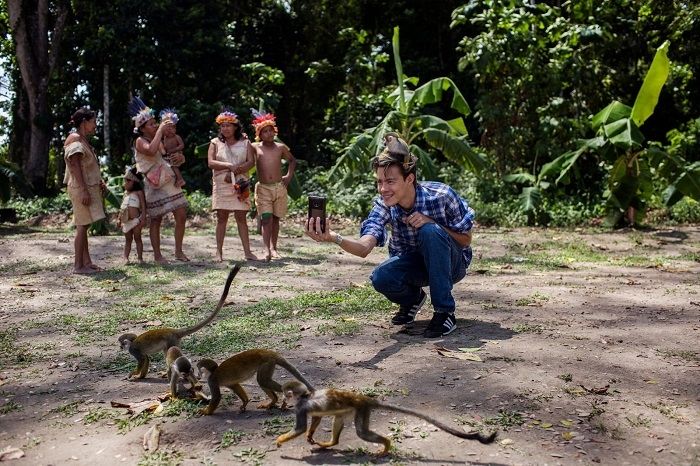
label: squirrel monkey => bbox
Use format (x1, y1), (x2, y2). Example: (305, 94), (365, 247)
(165, 346), (199, 398)
(275, 381), (497, 456)
(118, 264), (240, 379)
(196, 349), (314, 415)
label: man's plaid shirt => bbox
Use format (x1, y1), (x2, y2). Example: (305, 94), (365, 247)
(360, 181), (475, 264)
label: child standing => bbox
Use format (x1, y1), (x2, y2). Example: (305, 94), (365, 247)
(118, 167), (147, 264)
(251, 110), (296, 261)
(160, 109), (186, 188)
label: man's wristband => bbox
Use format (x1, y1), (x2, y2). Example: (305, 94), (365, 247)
(334, 233), (344, 246)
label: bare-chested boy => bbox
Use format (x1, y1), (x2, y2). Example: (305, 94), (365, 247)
(251, 111), (296, 261)
(160, 109), (186, 188)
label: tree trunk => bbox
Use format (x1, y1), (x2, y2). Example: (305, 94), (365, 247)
(7, 0), (70, 194)
(103, 64), (111, 162)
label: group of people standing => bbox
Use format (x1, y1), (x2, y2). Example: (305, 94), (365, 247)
(65, 104), (476, 339)
(63, 101), (296, 273)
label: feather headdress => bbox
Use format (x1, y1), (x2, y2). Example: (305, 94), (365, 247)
(159, 108), (179, 124)
(128, 96), (155, 130)
(251, 109), (278, 140)
(215, 110), (239, 125)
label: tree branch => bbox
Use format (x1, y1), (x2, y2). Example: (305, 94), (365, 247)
(48, 2), (71, 76)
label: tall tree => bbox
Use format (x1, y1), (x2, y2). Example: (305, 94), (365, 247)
(7, 0), (69, 192)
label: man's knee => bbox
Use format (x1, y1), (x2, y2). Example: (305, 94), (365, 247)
(370, 262), (400, 293)
(417, 223), (445, 240)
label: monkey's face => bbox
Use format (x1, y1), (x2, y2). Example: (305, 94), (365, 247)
(283, 389), (299, 406)
(198, 367), (211, 381)
(118, 335), (132, 351)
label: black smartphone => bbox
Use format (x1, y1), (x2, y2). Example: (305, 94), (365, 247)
(308, 195), (327, 233)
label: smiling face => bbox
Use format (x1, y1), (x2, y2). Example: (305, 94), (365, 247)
(375, 164), (415, 208)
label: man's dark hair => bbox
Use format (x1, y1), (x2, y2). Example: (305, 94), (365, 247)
(371, 149), (418, 186)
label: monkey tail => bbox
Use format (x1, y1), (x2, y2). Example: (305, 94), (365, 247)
(380, 403), (497, 444)
(178, 264), (241, 337)
(276, 358), (315, 392)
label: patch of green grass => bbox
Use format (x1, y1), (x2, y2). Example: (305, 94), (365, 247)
(260, 415), (294, 436)
(515, 292), (550, 306)
(612, 255), (665, 267)
(83, 407), (118, 425)
(48, 400), (80, 417)
(358, 381), (405, 398)
(593, 420), (625, 440)
(318, 319), (361, 336)
(484, 409), (524, 430)
(656, 348), (699, 362)
(625, 413), (652, 428)
(138, 450), (182, 466)
(219, 428), (246, 449)
(117, 411), (151, 434)
(645, 401), (689, 423)
(233, 447), (266, 465)
(511, 323), (545, 334)
(0, 400), (22, 414)
(388, 420), (406, 441)
(0, 327), (34, 369)
(161, 398), (201, 418)
(0, 259), (67, 276)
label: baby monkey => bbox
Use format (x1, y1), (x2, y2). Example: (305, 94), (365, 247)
(165, 346), (199, 398)
(196, 349), (314, 415)
(118, 264), (240, 379)
(276, 381), (496, 456)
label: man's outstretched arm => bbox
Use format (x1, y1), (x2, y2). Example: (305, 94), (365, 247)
(306, 217), (377, 258)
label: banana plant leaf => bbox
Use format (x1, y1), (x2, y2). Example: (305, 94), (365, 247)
(407, 77), (471, 116)
(606, 118), (644, 149)
(591, 101), (631, 131)
(410, 144), (440, 181)
(503, 173), (536, 184)
(422, 128), (486, 174)
(519, 187), (542, 212)
(631, 41), (670, 127)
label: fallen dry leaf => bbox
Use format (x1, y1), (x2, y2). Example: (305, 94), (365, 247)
(562, 431), (575, 441)
(434, 346), (483, 362)
(142, 424), (162, 452)
(111, 399), (162, 418)
(0, 447), (24, 461)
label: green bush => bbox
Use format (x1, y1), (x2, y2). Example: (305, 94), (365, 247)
(669, 197), (700, 224)
(8, 193), (73, 220)
(186, 190), (211, 216)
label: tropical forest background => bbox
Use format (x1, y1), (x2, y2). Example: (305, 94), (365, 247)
(1, 0), (699, 228)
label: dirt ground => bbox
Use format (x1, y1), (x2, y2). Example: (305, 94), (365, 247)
(0, 221), (698, 466)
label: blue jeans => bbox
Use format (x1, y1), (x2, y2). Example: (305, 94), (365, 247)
(370, 223), (468, 314)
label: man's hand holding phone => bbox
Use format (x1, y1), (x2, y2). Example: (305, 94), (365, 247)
(305, 216), (333, 243)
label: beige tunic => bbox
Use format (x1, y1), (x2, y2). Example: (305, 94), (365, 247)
(134, 141), (187, 217)
(63, 139), (105, 226)
(210, 138), (251, 211)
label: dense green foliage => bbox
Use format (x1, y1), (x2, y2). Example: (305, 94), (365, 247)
(1, 0), (699, 226)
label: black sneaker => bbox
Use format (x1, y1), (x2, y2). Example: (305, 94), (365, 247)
(391, 290), (427, 325)
(423, 312), (457, 338)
